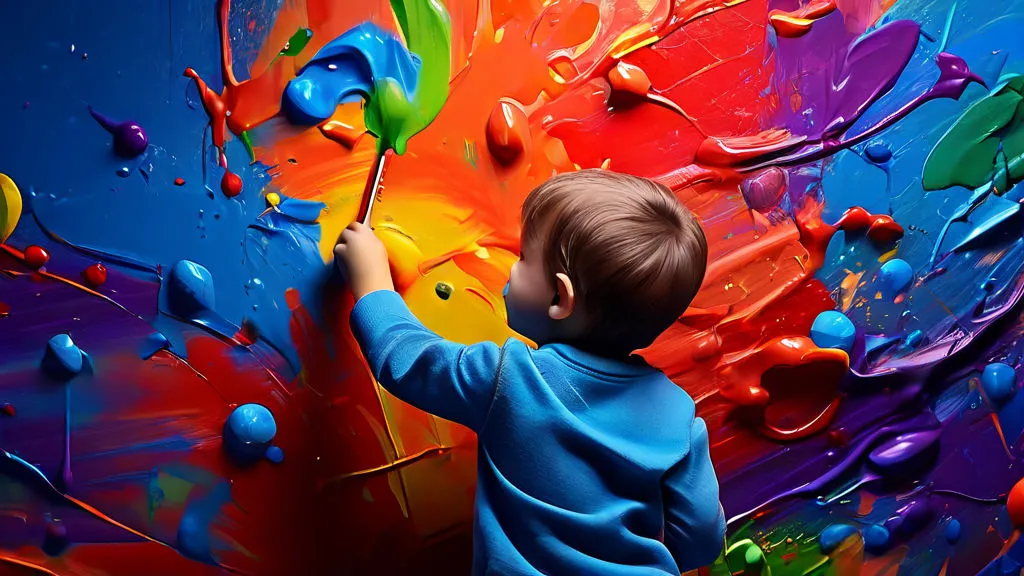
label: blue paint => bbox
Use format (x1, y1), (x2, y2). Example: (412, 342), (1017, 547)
(810, 310), (856, 352)
(166, 260), (215, 318)
(274, 196), (327, 223)
(982, 362), (1016, 403)
(865, 142), (893, 163)
(819, 523), (859, 553)
(863, 524), (890, 553)
(282, 23), (421, 126)
(877, 258), (914, 296)
(139, 332), (170, 360)
(176, 481), (232, 564)
(42, 334), (84, 381)
(903, 329), (924, 349)
(946, 518), (961, 544)
(265, 445), (284, 464)
(223, 403), (277, 464)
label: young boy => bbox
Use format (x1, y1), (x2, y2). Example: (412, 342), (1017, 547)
(335, 169), (726, 575)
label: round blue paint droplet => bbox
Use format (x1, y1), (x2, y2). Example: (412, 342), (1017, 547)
(862, 524), (890, 553)
(223, 404), (277, 464)
(865, 142), (893, 164)
(116, 166), (131, 178)
(42, 334), (84, 381)
(265, 445), (284, 464)
(877, 259), (914, 296)
(810, 311), (856, 353)
(945, 518), (961, 544)
(982, 362), (1016, 404)
(167, 260), (216, 318)
(819, 524), (859, 554)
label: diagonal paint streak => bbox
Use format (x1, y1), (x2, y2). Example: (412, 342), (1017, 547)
(0, 555), (60, 576)
(322, 446), (452, 486)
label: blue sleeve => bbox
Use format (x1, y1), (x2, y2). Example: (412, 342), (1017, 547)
(663, 417), (727, 571)
(349, 289), (502, 432)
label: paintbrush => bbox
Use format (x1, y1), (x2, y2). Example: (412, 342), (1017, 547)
(357, 149), (394, 227)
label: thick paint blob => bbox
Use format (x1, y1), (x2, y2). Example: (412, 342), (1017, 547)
(740, 167), (788, 213)
(982, 362), (1017, 403)
(82, 263), (108, 287)
(167, 260), (216, 318)
(867, 429), (941, 478)
(24, 245), (50, 269)
(41, 334), (85, 381)
(1010, 477), (1024, 528)
(88, 106), (149, 158)
(877, 258), (914, 296)
(810, 310), (856, 353)
(220, 171), (243, 197)
(819, 524), (859, 553)
(0, 172), (23, 243)
(223, 403), (278, 464)
(485, 98), (531, 165)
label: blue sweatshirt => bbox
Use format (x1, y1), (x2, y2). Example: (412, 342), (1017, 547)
(350, 290), (726, 575)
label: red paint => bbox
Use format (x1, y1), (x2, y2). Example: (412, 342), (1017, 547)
(0, 403), (14, 416)
(174, 177), (186, 186)
(607, 61), (651, 97)
(24, 245), (50, 269)
(485, 98), (530, 165)
(320, 120), (364, 149)
(1009, 476), (1024, 527)
(833, 206), (905, 244)
(221, 171), (243, 197)
(696, 129), (805, 167)
(769, 0), (837, 38)
(234, 319), (259, 346)
(0, 301), (8, 319)
(82, 263), (107, 287)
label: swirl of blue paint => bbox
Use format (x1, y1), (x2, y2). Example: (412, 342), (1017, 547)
(877, 258), (914, 296)
(42, 334), (84, 381)
(282, 22), (421, 126)
(810, 310), (856, 353)
(223, 403), (277, 464)
(982, 362), (1016, 403)
(167, 260), (215, 318)
(819, 524), (859, 553)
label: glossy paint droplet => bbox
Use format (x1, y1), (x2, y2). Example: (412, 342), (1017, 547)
(223, 403), (278, 465)
(24, 245), (50, 269)
(945, 518), (961, 544)
(174, 177), (186, 186)
(877, 258), (914, 296)
(810, 310), (856, 352)
(88, 106), (148, 158)
(982, 362), (1016, 403)
(1010, 477), (1024, 528)
(867, 429), (941, 477)
(865, 142), (893, 163)
(221, 172), (243, 198)
(82, 263), (107, 287)
(485, 98), (530, 165)
(741, 167), (788, 213)
(819, 524), (859, 553)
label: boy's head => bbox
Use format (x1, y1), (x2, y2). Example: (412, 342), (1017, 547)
(505, 169), (708, 357)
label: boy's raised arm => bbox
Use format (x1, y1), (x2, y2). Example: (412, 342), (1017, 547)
(662, 417), (727, 572)
(350, 289), (502, 432)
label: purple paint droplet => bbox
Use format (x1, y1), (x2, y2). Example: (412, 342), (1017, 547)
(868, 429), (941, 477)
(741, 167), (788, 213)
(927, 53), (986, 101)
(88, 105), (148, 158)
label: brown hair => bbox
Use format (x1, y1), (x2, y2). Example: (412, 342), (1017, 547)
(521, 169), (708, 356)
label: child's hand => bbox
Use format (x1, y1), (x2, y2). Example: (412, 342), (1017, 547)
(334, 222), (395, 300)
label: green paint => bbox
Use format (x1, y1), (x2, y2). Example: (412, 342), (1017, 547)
(240, 130), (256, 163)
(434, 281), (454, 300)
(923, 75), (1024, 191)
(280, 28), (313, 57)
(364, 0), (452, 155)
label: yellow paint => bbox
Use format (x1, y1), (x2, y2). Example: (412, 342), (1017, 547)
(877, 247), (899, 263)
(0, 173), (23, 244)
(600, 158), (612, 170)
(266, 192), (281, 206)
(494, 27), (505, 43)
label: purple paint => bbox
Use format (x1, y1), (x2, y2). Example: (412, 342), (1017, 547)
(740, 167), (788, 212)
(88, 106), (149, 158)
(868, 429), (941, 477)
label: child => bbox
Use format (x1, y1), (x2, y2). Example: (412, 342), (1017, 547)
(335, 169), (726, 575)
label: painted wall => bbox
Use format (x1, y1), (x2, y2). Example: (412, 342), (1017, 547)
(2, 0), (1024, 574)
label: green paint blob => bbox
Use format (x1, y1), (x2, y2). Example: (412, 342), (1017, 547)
(280, 28), (313, 57)
(435, 281), (454, 300)
(923, 75), (1024, 191)
(364, 0), (452, 155)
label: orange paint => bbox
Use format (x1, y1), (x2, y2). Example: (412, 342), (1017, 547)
(485, 98), (531, 165)
(769, 0), (838, 37)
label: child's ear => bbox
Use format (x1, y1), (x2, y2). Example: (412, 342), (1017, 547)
(549, 273), (575, 321)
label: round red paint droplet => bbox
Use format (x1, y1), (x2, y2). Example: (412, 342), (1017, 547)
(1, 403), (14, 417)
(82, 263), (107, 287)
(221, 172), (243, 197)
(24, 245), (50, 269)
(1009, 477), (1024, 528)
(174, 177), (186, 186)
